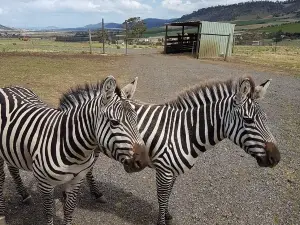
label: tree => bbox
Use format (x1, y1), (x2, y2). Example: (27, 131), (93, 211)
(97, 29), (109, 43)
(273, 29), (284, 43)
(123, 17), (147, 39)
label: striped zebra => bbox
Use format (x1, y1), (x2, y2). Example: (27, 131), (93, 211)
(85, 76), (281, 225)
(0, 75), (149, 225)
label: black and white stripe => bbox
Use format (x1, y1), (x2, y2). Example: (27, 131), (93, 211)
(87, 76), (280, 225)
(0, 76), (146, 225)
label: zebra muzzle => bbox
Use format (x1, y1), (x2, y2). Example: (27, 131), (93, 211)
(123, 144), (150, 173)
(256, 142), (280, 168)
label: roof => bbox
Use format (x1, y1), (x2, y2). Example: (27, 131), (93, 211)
(166, 21), (201, 27)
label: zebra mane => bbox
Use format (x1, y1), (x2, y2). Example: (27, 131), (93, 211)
(166, 77), (255, 108)
(58, 81), (121, 111)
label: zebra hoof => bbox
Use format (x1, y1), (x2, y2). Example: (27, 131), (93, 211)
(165, 212), (173, 221)
(96, 195), (107, 203)
(0, 216), (7, 225)
(22, 195), (32, 204)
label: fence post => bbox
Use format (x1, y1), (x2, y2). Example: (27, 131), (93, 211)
(164, 25), (168, 54)
(125, 20), (128, 55)
(89, 29), (92, 54)
(102, 18), (105, 54)
(225, 33), (231, 61)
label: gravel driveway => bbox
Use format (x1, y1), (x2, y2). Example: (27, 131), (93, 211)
(4, 53), (300, 225)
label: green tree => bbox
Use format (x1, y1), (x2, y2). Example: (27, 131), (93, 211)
(123, 17), (147, 39)
(273, 29), (283, 43)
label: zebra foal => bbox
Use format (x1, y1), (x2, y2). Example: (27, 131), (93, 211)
(0, 75), (149, 225)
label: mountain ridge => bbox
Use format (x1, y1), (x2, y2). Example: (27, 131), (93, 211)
(176, 0), (300, 22)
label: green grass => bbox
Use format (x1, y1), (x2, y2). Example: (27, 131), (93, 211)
(257, 22), (300, 33)
(233, 18), (279, 26)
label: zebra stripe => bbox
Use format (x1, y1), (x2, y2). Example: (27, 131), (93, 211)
(0, 76), (147, 225)
(86, 76), (280, 225)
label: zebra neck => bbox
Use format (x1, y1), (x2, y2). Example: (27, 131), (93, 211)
(61, 102), (98, 162)
(132, 98), (230, 163)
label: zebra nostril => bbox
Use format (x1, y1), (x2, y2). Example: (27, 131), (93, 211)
(124, 159), (130, 166)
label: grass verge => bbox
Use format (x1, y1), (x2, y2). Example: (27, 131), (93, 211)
(231, 45), (300, 76)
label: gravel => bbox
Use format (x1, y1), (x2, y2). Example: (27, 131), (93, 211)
(3, 53), (300, 225)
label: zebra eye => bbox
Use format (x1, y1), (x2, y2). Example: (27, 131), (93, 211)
(244, 117), (254, 124)
(110, 120), (120, 126)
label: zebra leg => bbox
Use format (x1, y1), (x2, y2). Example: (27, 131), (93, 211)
(0, 158), (6, 219)
(156, 169), (175, 225)
(86, 168), (107, 203)
(85, 148), (106, 203)
(165, 176), (176, 222)
(7, 165), (32, 204)
(63, 179), (83, 225)
(38, 183), (55, 225)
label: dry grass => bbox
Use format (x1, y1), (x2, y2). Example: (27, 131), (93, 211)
(0, 38), (158, 54)
(232, 45), (300, 76)
(0, 53), (128, 106)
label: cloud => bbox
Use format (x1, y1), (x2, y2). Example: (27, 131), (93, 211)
(0, 8), (3, 15)
(7, 0), (152, 14)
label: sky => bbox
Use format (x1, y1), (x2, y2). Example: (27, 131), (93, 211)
(0, 0), (281, 28)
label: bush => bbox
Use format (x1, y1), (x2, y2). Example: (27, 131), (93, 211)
(116, 45), (121, 49)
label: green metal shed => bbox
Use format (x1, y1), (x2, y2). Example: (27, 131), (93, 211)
(164, 21), (235, 60)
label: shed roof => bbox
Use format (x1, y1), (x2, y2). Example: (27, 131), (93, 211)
(166, 21), (201, 27)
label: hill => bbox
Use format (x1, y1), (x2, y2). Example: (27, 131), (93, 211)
(83, 18), (177, 30)
(143, 18), (177, 28)
(0, 24), (13, 31)
(84, 23), (123, 29)
(177, 0), (300, 22)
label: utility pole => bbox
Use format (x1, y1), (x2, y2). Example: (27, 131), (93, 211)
(125, 20), (128, 55)
(102, 18), (105, 54)
(88, 29), (92, 54)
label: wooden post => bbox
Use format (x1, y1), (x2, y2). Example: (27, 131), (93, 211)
(181, 25), (184, 51)
(195, 23), (200, 59)
(88, 29), (92, 54)
(164, 25), (168, 54)
(232, 34), (235, 54)
(102, 18), (105, 54)
(225, 33), (232, 61)
(125, 20), (128, 55)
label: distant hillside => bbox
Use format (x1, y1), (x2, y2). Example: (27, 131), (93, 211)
(177, 0), (300, 22)
(143, 18), (177, 28)
(83, 18), (177, 30)
(84, 23), (123, 29)
(0, 24), (13, 30)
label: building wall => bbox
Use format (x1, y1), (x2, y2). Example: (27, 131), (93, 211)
(199, 21), (235, 58)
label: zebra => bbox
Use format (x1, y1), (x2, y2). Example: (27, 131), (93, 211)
(0, 75), (150, 225)
(84, 76), (281, 225)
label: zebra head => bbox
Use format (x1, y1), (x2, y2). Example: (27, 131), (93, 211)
(226, 77), (280, 168)
(97, 76), (149, 173)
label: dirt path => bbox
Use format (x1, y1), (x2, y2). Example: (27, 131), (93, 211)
(4, 54), (300, 225)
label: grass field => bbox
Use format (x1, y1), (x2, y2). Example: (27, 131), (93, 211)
(0, 38), (157, 54)
(0, 53), (128, 106)
(258, 22), (300, 32)
(232, 45), (300, 76)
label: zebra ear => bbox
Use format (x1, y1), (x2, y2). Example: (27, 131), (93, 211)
(236, 78), (252, 103)
(121, 77), (138, 99)
(101, 75), (117, 105)
(253, 79), (271, 100)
